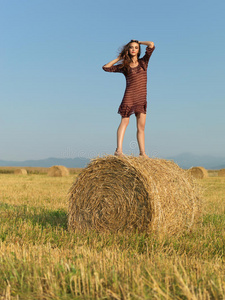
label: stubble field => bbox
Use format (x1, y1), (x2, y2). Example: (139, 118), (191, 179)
(0, 169), (225, 299)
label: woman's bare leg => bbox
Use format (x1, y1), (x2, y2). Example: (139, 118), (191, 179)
(136, 113), (148, 156)
(115, 116), (129, 155)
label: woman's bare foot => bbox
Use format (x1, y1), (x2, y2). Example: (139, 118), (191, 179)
(139, 152), (148, 158)
(114, 149), (124, 156)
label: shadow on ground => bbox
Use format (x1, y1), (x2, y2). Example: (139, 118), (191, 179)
(0, 202), (68, 230)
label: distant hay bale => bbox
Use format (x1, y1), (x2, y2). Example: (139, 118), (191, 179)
(14, 169), (27, 175)
(188, 167), (208, 179)
(218, 169), (225, 177)
(48, 165), (69, 177)
(68, 155), (201, 235)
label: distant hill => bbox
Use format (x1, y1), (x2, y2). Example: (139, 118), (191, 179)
(0, 153), (225, 169)
(166, 153), (225, 170)
(0, 157), (90, 168)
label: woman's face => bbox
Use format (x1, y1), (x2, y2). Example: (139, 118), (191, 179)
(128, 42), (139, 57)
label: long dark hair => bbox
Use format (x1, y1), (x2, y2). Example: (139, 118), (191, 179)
(119, 40), (141, 74)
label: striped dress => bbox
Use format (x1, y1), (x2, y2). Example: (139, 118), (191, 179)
(102, 46), (155, 118)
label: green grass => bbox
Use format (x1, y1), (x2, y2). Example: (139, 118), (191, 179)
(0, 174), (225, 299)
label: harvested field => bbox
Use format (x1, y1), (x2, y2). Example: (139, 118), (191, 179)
(208, 169), (219, 177)
(0, 171), (225, 299)
(0, 166), (82, 175)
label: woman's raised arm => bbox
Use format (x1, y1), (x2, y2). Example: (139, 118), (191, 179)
(103, 56), (121, 68)
(139, 41), (154, 48)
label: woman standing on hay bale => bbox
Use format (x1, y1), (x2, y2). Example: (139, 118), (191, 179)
(103, 40), (155, 157)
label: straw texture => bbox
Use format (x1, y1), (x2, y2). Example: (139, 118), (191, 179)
(68, 155), (201, 235)
(14, 169), (27, 175)
(188, 167), (208, 179)
(218, 169), (225, 177)
(48, 165), (69, 177)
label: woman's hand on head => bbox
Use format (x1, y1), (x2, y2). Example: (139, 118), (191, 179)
(130, 39), (139, 44)
(138, 41), (154, 48)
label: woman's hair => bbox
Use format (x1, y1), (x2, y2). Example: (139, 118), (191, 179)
(118, 40), (141, 74)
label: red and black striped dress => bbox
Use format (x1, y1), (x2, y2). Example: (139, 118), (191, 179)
(102, 46), (155, 118)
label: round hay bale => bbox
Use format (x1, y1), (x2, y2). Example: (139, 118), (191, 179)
(218, 169), (225, 177)
(68, 155), (201, 235)
(188, 167), (208, 179)
(48, 165), (69, 177)
(14, 168), (27, 175)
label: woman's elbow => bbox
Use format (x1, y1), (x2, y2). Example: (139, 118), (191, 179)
(149, 42), (154, 48)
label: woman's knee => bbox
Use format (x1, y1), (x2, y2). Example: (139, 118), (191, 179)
(136, 113), (146, 131)
(121, 117), (129, 126)
(137, 120), (145, 131)
(137, 123), (145, 132)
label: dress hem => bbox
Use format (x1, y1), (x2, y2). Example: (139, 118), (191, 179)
(117, 104), (147, 118)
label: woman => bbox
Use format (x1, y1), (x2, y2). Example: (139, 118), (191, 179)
(102, 40), (155, 157)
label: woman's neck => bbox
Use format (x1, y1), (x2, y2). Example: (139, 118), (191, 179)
(131, 57), (138, 63)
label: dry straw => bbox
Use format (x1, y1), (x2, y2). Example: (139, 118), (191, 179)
(68, 155), (201, 235)
(14, 168), (27, 175)
(188, 167), (208, 179)
(218, 169), (225, 177)
(48, 165), (69, 177)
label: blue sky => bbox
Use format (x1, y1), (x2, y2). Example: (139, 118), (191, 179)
(0, 0), (224, 161)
